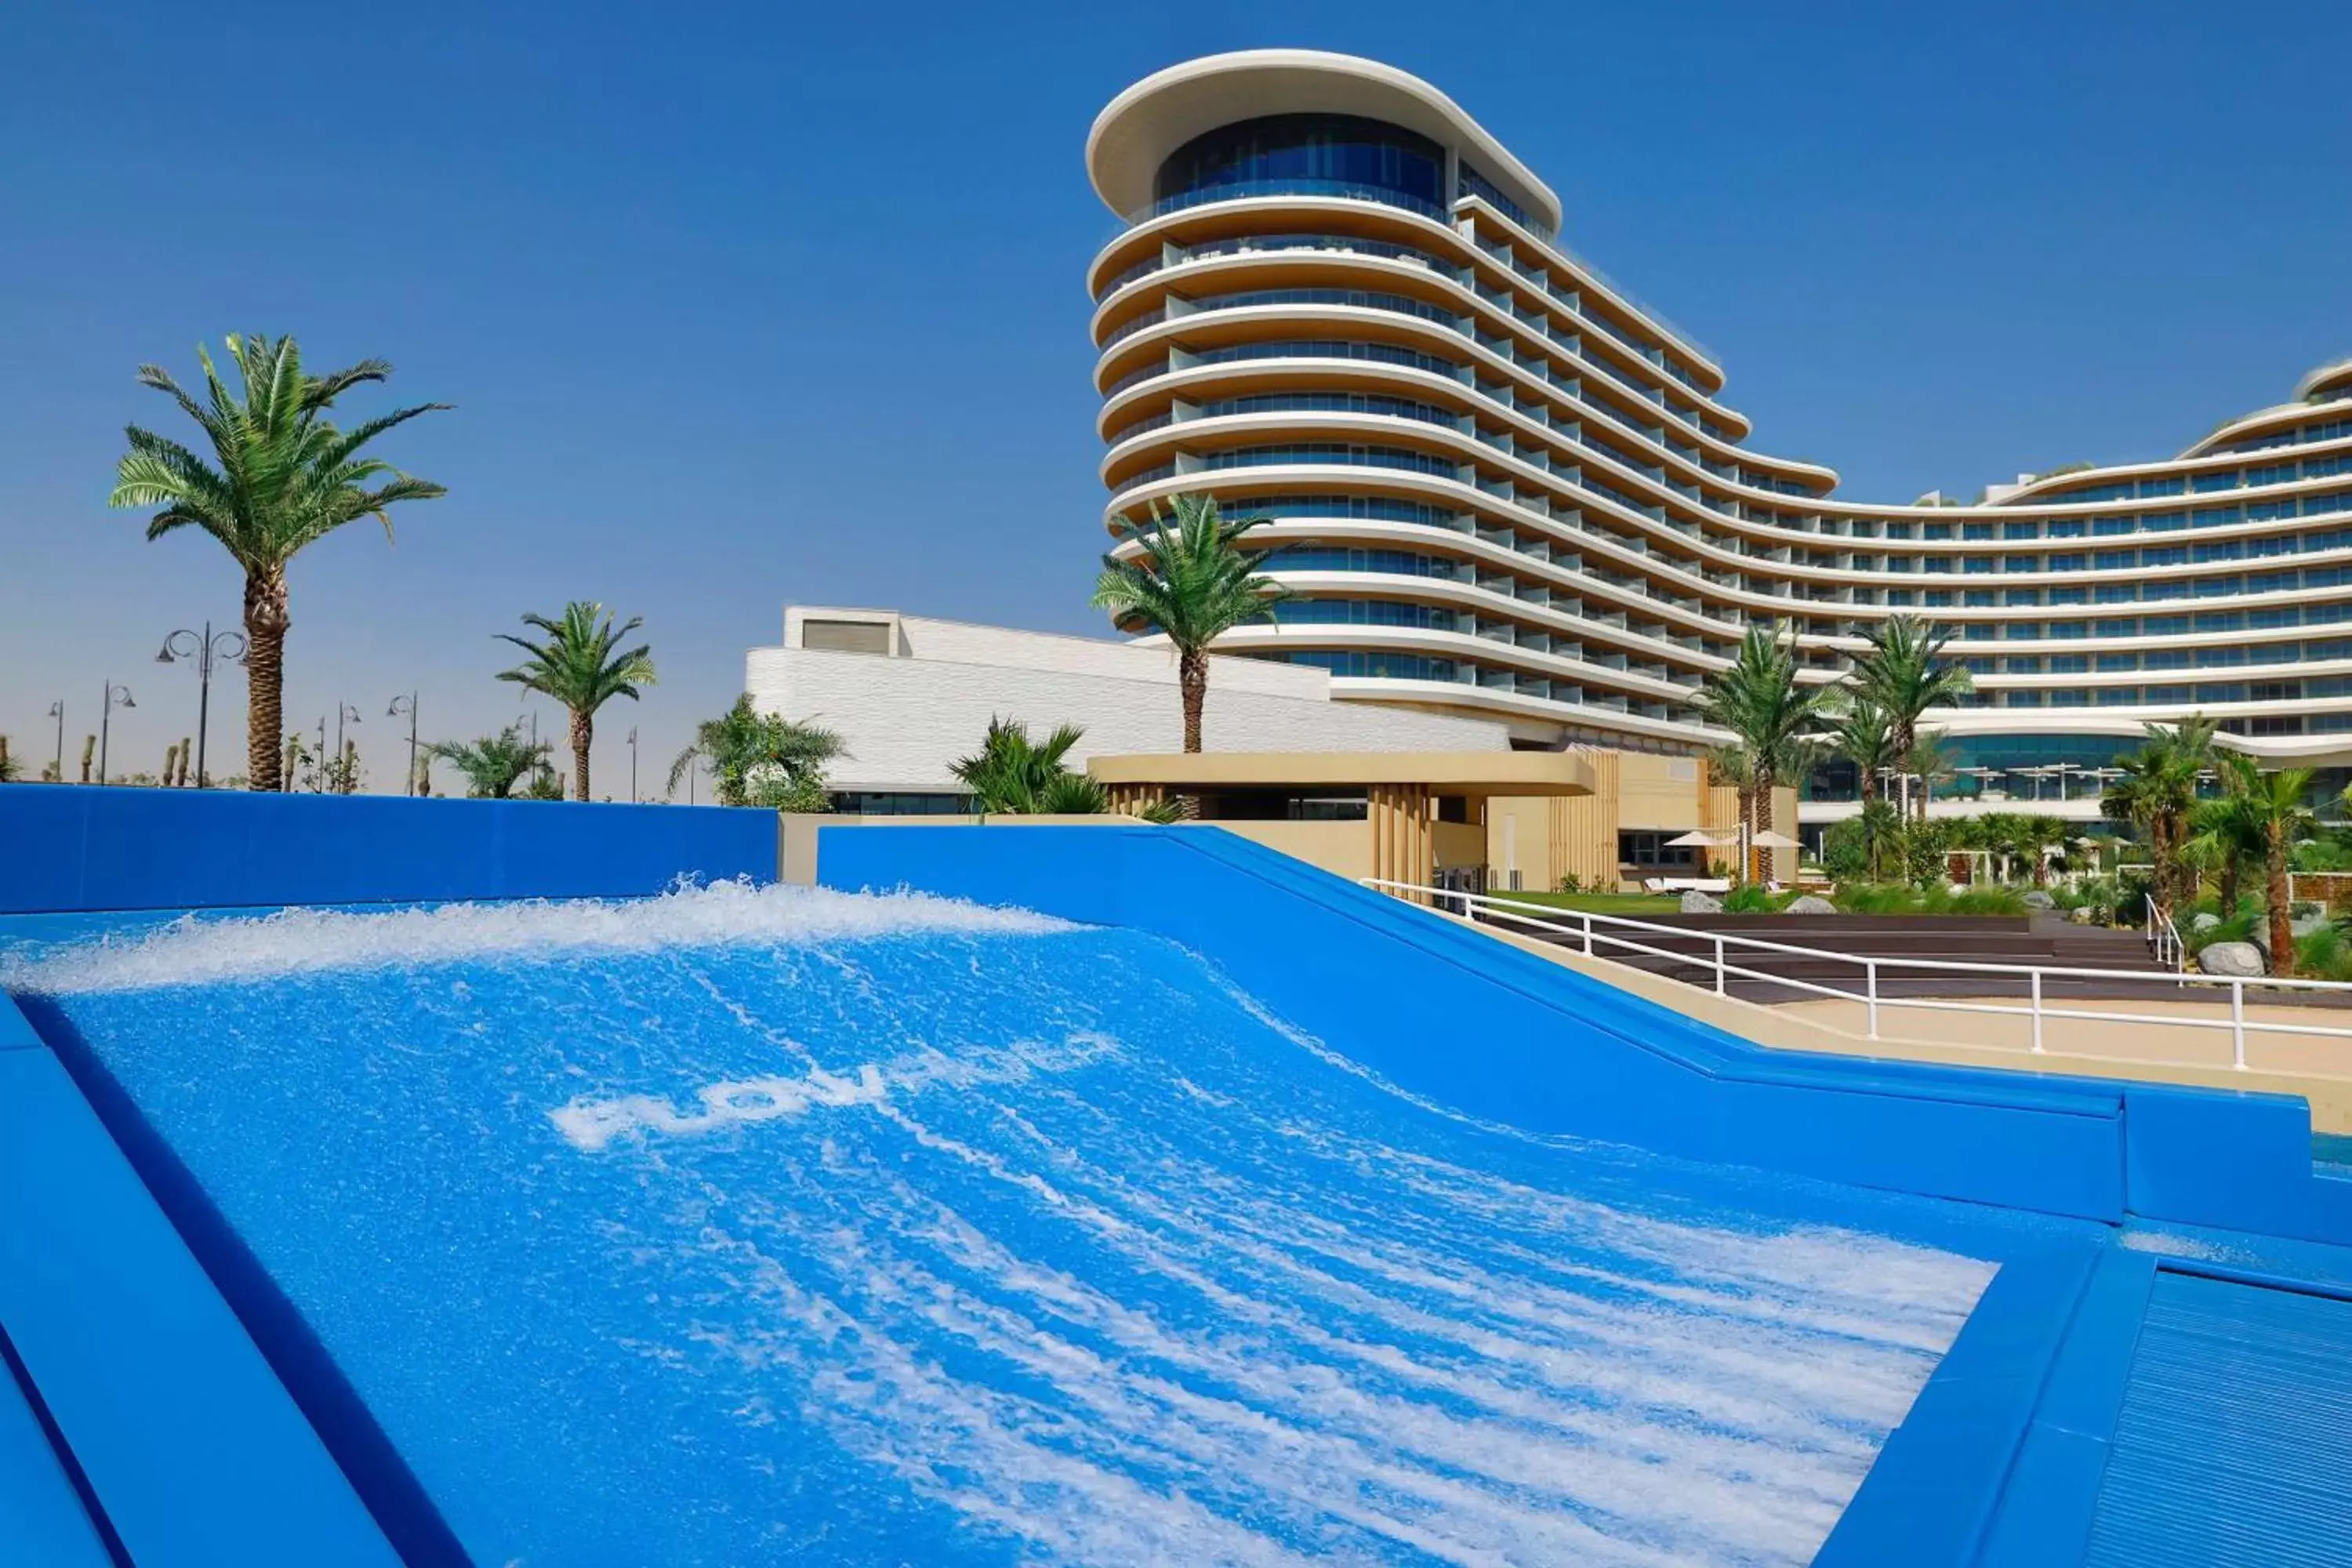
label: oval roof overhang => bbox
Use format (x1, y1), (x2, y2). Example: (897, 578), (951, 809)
(1087, 49), (1563, 234)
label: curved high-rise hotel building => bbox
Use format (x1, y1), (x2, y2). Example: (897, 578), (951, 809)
(1087, 51), (2352, 819)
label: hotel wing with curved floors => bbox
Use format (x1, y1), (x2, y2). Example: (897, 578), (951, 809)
(1087, 51), (2352, 829)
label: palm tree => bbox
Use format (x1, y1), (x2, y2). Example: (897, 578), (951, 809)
(108, 334), (448, 791)
(1090, 492), (1289, 754)
(429, 724), (550, 799)
(1849, 616), (1971, 822)
(1696, 625), (1828, 882)
(668, 695), (842, 809)
(952, 717), (1089, 814)
(2187, 755), (2267, 915)
(495, 602), (655, 802)
(2236, 764), (2318, 975)
(2101, 717), (2218, 916)
(1826, 695), (1895, 876)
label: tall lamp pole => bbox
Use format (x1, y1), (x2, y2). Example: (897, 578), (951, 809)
(98, 683), (135, 786)
(388, 693), (419, 795)
(47, 701), (64, 782)
(156, 621), (247, 787)
(334, 702), (361, 793)
(627, 726), (638, 804)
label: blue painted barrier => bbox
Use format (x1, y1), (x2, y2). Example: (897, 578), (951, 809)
(0, 993), (401, 1565)
(815, 823), (2348, 1244)
(0, 785), (776, 914)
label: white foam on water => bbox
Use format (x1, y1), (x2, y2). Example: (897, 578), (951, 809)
(0, 878), (1073, 995)
(550, 1032), (1124, 1152)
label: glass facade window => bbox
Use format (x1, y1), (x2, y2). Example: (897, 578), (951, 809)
(1153, 114), (1445, 217)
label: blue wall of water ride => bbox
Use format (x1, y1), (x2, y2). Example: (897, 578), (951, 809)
(2, 873), (2042, 1567)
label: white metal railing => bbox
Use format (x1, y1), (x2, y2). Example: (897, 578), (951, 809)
(1360, 879), (2352, 1074)
(2146, 901), (2187, 973)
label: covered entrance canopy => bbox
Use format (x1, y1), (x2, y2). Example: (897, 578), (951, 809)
(1087, 750), (1593, 890)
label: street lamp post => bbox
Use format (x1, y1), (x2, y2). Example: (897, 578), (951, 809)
(156, 621), (248, 787)
(627, 726), (638, 804)
(388, 694), (419, 795)
(47, 701), (63, 783)
(333, 702), (361, 793)
(97, 683), (135, 786)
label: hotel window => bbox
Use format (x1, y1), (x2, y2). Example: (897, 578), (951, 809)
(2143, 511), (2187, 531)
(2196, 683), (2248, 702)
(2144, 684), (2193, 703)
(2249, 607), (2299, 629)
(2004, 655), (2044, 673)
(2005, 623), (2044, 641)
(2143, 546), (2188, 567)
(1925, 590), (1954, 607)
(1925, 522), (1955, 540)
(2143, 615), (2190, 635)
(2006, 690), (2046, 706)
(2050, 586), (2089, 604)
(2196, 647), (2246, 668)
(1926, 557), (1955, 573)
(1962, 623), (1995, 640)
(2309, 638), (2352, 661)
(2004, 555), (2040, 573)
(2194, 575), (2243, 598)
(2005, 588), (2041, 606)
(1887, 588), (1915, 605)
(2137, 477), (2186, 497)
(2144, 649), (2190, 670)
(2248, 463), (2298, 487)
(2143, 581), (2191, 600)
(1964, 557), (1994, 574)
(2097, 653), (2140, 672)
(2096, 686), (2141, 705)
(2050, 689), (2090, 706)
(2195, 612), (2245, 633)
(2051, 621), (2089, 638)
(2192, 506), (2242, 528)
(1962, 656), (1996, 674)
(2096, 619), (2140, 637)
(1963, 523), (1995, 541)
(2095, 583), (2138, 603)
(2049, 553), (2088, 572)
(2047, 519), (2086, 538)
(1965, 589), (1996, 606)
(2192, 540), (2244, 563)
(2093, 516), (2135, 536)
(2192, 470), (2241, 493)
(2003, 521), (2040, 540)
(2094, 549), (2136, 570)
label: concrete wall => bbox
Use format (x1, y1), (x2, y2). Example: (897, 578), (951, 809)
(0, 786), (779, 914)
(746, 616), (1508, 795)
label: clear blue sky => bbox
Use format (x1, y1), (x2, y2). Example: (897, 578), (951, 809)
(2, 2), (2347, 792)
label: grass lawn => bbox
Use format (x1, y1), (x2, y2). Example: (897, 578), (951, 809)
(1475, 890), (1682, 916)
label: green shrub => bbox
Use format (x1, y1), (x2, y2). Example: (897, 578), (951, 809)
(1723, 883), (1777, 914)
(2295, 922), (2352, 981)
(1556, 873), (1584, 895)
(1820, 818), (1870, 881)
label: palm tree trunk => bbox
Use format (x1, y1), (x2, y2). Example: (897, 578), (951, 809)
(1178, 648), (1207, 753)
(2269, 829), (2294, 978)
(571, 710), (593, 802)
(245, 567), (291, 791)
(2219, 855), (2241, 917)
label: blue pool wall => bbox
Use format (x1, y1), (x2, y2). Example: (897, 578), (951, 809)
(815, 822), (2352, 1247)
(0, 784), (777, 913)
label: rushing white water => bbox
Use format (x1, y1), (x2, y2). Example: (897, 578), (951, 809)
(2, 885), (2007, 1566)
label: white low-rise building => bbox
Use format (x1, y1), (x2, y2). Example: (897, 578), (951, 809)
(744, 605), (1510, 811)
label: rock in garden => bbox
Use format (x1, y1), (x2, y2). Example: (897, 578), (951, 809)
(1679, 890), (1723, 914)
(2198, 941), (2266, 978)
(2067, 906), (2096, 924)
(1782, 895), (1838, 915)
(2021, 890), (2056, 909)
(2292, 913), (2329, 938)
(2189, 912), (2222, 933)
